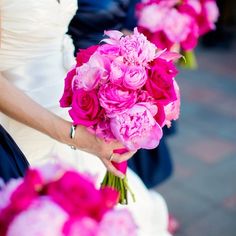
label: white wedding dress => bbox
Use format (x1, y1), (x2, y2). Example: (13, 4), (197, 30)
(0, 1), (171, 235)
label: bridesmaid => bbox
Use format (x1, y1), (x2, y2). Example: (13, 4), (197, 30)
(0, 125), (29, 183)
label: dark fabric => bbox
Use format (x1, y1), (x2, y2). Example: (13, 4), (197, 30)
(68, 0), (130, 51)
(68, 0), (174, 188)
(129, 138), (173, 189)
(0, 125), (29, 183)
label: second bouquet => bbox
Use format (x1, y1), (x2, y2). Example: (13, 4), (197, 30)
(60, 28), (181, 204)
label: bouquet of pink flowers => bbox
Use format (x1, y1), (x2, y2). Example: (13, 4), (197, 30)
(136, 0), (219, 68)
(60, 28), (181, 204)
(0, 164), (137, 236)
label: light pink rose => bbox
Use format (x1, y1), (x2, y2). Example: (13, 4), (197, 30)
(120, 28), (157, 66)
(202, 1), (219, 31)
(6, 198), (68, 236)
(98, 83), (137, 117)
(98, 209), (137, 236)
(110, 103), (163, 150)
(74, 52), (110, 91)
(164, 80), (180, 128)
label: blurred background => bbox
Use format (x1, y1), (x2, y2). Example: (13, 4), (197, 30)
(157, 1), (236, 235)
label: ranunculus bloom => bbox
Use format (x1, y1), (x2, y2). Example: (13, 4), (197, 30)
(69, 89), (101, 127)
(59, 67), (76, 108)
(164, 80), (181, 127)
(98, 83), (137, 117)
(110, 103), (163, 150)
(120, 28), (157, 66)
(110, 59), (148, 90)
(6, 198), (68, 236)
(98, 209), (137, 236)
(145, 58), (178, 105)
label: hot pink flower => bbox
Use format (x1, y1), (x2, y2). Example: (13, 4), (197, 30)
(110, 103), (163, 150)
(98, 209), (137, 236)
(98, 83), (137, 117)
(76, 45), (99, 67)
(60, 67), (76, 108)
(69, 89), (101, 127)
(145, 58), (178, 105)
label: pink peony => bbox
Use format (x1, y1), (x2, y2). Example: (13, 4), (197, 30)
(98, 209), (137, 236)
(98, 83), (137, 117)
(110, 103), (163, 150)
(145, 58), (178, 105)
(6, 198), (68, 236)
(119, 28), (157, 66)
(69, 89), (101, 127)
(63, 217), (98, 236)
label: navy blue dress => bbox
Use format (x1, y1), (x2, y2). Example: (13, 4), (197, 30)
(68, 0), (173, 188)
(0, 125), (29, 183)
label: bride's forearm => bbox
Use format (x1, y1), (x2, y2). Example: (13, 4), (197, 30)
(0, 73), (72, 145)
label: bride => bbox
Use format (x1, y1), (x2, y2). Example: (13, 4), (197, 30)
(0, 1), (171, 235)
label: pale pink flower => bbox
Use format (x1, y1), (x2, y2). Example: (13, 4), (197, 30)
(98, 209), (137, 236)
(163, 8), (192, 43)
(110, 103), (163, 150)
(120, 28), (157, 66)
(6, 198), (68, 236)
(138, 4), (168, 33)
(204, 1), (219, 30)
(0, 179), (23, 210)
(164, 80), (180, 128)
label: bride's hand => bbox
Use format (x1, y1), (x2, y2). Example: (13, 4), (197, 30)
(73, 125), (136, 178)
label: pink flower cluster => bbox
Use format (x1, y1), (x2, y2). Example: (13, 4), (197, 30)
(0, 165), (137, 236)
(60, 28), (181, 151)
(137, 0), (219, 51)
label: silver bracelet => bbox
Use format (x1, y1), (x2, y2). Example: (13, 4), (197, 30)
(70, 125), (77, 150)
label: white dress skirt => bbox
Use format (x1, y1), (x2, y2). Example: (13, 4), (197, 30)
(0, 1), (171, 235)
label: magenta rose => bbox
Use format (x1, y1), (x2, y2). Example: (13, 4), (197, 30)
(145, 58), (178, 105)
(60, 68), (76, 108)
(69, 89), (101, 127)
(98, 83), (137, 117)
(76, 45), (99, 67)
(110, 103), (163, 150)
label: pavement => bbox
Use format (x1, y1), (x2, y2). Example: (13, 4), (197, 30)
(156, 37), (236, 236)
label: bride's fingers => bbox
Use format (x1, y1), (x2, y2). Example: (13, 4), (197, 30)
(102, 159), (125, 178)
(109, 151), (137, 163)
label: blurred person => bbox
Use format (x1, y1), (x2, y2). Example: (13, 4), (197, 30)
(0, 1), (171, 235)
